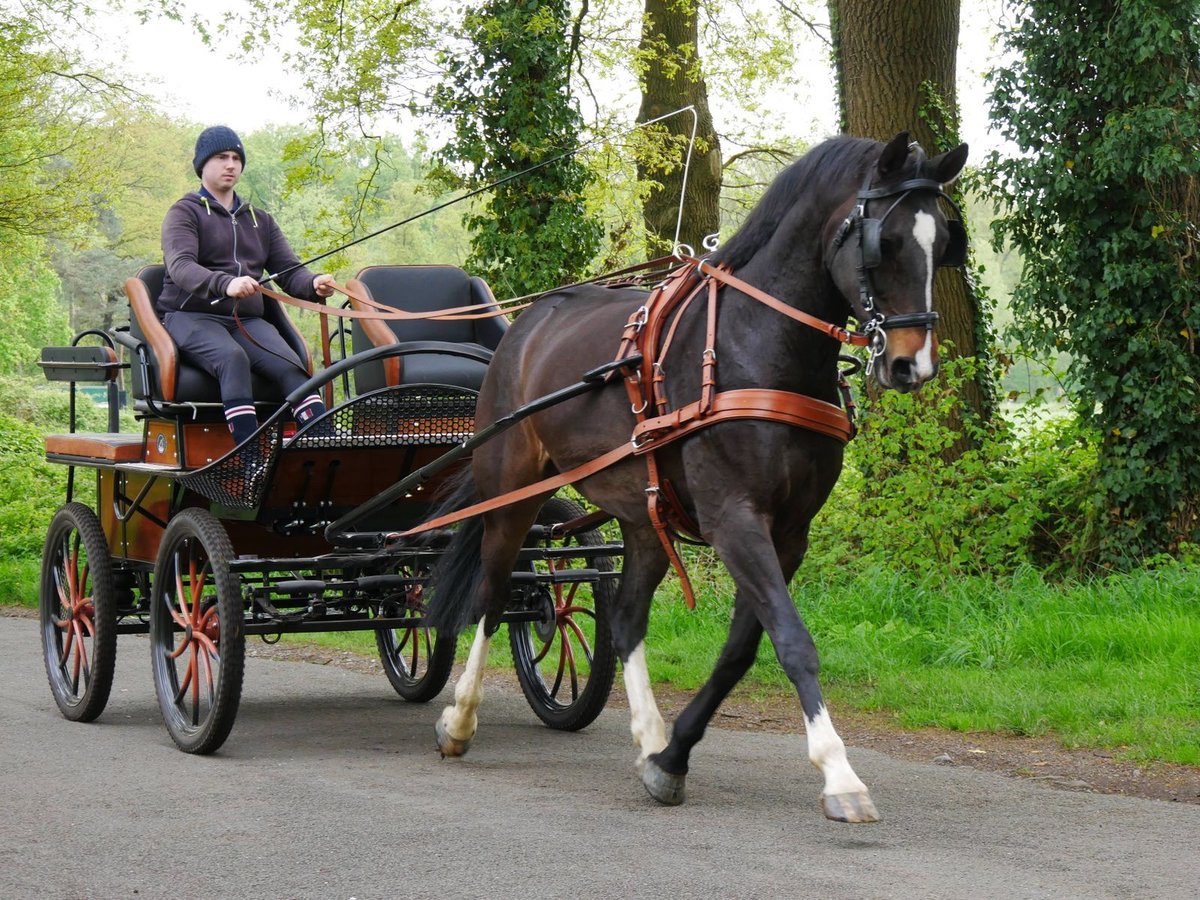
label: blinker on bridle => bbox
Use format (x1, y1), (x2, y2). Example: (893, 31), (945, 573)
(829, 156), (968, 373)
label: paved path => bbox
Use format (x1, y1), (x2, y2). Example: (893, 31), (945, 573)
(2, 615), (1196, 899)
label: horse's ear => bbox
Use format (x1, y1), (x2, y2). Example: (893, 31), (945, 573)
(876, 132), (911, 179)
(928, 143), (969, 185)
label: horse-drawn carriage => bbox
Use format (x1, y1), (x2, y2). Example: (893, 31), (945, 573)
(36, 132), (968, 823)
(39, 262), (620, 754)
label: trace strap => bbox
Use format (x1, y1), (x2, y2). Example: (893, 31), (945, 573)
(394, 388), (852, 540)
(396, 257), (861, 611)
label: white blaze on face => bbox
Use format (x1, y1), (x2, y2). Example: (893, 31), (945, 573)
(911, 210), (938, 380)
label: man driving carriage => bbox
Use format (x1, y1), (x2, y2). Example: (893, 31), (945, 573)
(158, 125), (334, 444)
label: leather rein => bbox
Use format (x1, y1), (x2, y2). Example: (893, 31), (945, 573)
(357, 256), (872, 609)
(249, 170), (959, 609)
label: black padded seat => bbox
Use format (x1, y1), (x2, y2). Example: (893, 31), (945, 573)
(348, 265), (507, 393)
(125, 265), (313, 409)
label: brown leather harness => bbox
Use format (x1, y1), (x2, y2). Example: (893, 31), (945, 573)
(604, 258), (866, 606)
(262, 257), (868, 608)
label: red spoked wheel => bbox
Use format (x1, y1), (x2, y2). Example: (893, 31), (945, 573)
(150, 508), (244, 754)
(375, 568), (456, 702)
(510, 497), (617, 731)
(39, 503), (117, 722)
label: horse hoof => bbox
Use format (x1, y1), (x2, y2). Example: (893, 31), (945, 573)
(641, 758), (686, 806)
(821, 790), (881, 824)
(435, 717), (472, 758)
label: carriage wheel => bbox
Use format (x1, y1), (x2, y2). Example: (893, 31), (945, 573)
(510, 497), (618, 731)
(375, 566), (456, 703)
(150, 509), (244, 754)
(39, 503), (118, 722)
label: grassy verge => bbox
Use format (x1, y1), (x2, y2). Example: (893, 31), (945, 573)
(9, 555), (1197, 764)
(691, 564), (1198, 766)
(0, 557), (42, 607)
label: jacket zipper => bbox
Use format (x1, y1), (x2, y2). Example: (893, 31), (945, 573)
(231, 210), (243, 280)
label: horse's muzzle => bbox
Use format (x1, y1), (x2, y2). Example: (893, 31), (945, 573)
(884, 355), (938, 393)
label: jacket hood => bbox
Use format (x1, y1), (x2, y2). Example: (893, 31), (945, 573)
(182, 190), (259, 226)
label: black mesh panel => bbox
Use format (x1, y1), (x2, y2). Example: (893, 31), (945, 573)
(290, 386), (477, 450)
(177, 424), (283, 510)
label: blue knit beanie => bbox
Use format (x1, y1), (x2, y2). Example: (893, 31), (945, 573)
(192, 126), (246, 176)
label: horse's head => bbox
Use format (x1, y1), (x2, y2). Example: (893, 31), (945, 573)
(826, 132), (969, 392)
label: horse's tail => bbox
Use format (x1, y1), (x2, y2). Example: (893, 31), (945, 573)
(423, 468), (486, 636)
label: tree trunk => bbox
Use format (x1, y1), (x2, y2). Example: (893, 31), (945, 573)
(636, 0), (722, 255)
(830, 0), (992, 458)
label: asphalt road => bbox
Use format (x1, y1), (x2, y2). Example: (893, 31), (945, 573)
(2, 614), (1197, 900)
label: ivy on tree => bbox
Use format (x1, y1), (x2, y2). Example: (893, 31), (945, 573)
(987, 0), (1200, 564)
(430, 0), (602, 300)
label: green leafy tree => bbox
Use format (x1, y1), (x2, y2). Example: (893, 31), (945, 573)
(431, 0), (603, 299)
(0, 1), (142, 370)
(635, 0), (722, 254)
(0, 2), (141, 242)
(0, 235), (71, 374)
(987, 0), (1200, 563)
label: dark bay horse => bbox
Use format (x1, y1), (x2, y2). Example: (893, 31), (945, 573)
(427, 132), (968, 822)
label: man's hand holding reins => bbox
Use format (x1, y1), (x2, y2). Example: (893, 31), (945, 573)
(313, 274), (336, 299)
(225, 276), (259, 299)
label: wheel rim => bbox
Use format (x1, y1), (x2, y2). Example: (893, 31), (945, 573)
(46, 528), (97, 705)
(156, 536), (223, 733)
(376, 571), (455, 703)
(380, 585), (437, 684)
(514, 557), (603, 711)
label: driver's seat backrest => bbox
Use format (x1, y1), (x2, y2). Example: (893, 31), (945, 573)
(347, 265), (507, 392)
(125, 265), (314, 407)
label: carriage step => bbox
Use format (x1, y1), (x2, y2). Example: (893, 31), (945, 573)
(511, 568), (601, 585)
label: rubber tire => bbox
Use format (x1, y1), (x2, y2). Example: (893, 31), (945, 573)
(39, 502), (117, 723)
(150, 508), (245, 754)
(510, 497), (618, 731)
(375, 568), (456, 702)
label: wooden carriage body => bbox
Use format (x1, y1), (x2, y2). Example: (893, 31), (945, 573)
(36, 265), (620, 753)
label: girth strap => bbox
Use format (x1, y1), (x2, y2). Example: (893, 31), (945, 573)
(634, 388), (854, 447)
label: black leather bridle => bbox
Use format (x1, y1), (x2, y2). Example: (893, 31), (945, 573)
(829, 162), (967, 372)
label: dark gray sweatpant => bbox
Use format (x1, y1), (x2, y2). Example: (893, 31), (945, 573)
(162, 312), (309, 402)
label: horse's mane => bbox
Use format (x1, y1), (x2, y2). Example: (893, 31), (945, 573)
(711, 136), (881, 271)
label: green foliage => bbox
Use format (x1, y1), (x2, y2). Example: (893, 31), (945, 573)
(985, 0), (1200, 564)
(236, 0), (431, 142)
(1, 3), (162, 344)
(0, 235), (71, 375)
(0, 413), (70, 557)
(0, 3), (138, 244)
(805, 358), (1097, 577)
(0, 374), (109, 558)
(430, 0), (603, 299)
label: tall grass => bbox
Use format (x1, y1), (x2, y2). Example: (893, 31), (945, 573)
(647, 564), (1200, 765)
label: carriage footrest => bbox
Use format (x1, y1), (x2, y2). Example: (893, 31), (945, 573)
(511, 568), (601, 585)
(271, 580), (327, 596)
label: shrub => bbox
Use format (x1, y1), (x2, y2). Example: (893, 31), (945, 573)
(0, 375), (107, 558)
(987, 0), (1200, 563)
(804, 358), (1097, 579)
